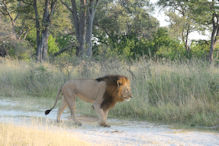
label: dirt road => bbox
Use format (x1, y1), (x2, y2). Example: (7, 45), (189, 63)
(0, 97), (218, 145)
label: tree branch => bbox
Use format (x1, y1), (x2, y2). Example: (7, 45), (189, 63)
(53, 44), (76, 56)
(14, 1), (21, 22)
(2, 0), (15, 26)
(70, 0), (80, 41)
(0, 9), (7, 15)
(47, 0), (57, 24)
(60, 0), (73, 13)
(17, 0), (32, 6)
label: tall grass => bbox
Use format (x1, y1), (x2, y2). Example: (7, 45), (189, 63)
(0, 58), (218, 128)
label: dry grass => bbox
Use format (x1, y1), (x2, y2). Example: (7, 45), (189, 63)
(0, 58), (218, 128)
(0, 123), (89, 146)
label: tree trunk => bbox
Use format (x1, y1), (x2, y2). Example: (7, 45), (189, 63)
(185, 24), (190, 52)
(41, 0), (50, 61)
(33, 0), (42, 62)
(42, 28), (49, 60)
(77, 38), (85, 56)
(78, 0), (87, 56)
(209, 11), (219, 63)
(209, 25), (216, 63)
(86, 0), (97, 56)
(33, 0), (57, 62)
(62, 0), (99, 57)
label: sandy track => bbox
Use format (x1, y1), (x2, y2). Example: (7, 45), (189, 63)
(2, 115), (218, 146)
(0, 97), (219, 145)
(61, 117), (219, 146)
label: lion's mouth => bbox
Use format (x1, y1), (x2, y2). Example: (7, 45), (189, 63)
(122, 95), (133, 101)
(124, 96), (132, 101)
(125, 98), (131, 101)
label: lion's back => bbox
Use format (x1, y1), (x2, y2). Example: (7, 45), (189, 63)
(63, 79), (106, 102)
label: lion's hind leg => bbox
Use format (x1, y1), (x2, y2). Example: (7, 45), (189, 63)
(63, 91), (82, 126)
(57, 98), (67, 123)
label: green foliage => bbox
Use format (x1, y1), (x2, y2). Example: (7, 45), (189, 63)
(94, 0), (159, 59)
(94, 27), (211, 60)
(107, 28), (187, 60)
(7, 41), (33, 60)
(0, 18), (33, 60)
(151, 28), (184, 60)
(112, 35), (146, 58)
(26, 29), (37, 48)
(95, 0), (156, 39)
(48, 35), (59, 55)
(190, 40), (210, 59)
(0, 0), (218, 62)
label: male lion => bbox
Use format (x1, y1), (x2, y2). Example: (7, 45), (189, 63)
(45, 75), (133, 127)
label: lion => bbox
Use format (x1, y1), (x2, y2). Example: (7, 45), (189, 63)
(45, 75), (133, 127)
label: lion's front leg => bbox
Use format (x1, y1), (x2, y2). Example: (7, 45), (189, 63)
(101, 109), (110, 127)
(103, 109), (109, 122)
(93, 104), (110, 127)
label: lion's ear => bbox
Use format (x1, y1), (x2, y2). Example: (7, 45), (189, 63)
(117, 79), (123, 86)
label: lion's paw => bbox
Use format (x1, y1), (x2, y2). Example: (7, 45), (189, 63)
(75, 121), (82, 126)
(100, 123), (111, 128)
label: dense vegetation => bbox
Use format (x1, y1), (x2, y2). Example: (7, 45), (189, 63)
(0, 0), (218, 62)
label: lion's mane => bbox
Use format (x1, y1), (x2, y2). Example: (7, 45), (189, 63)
(96, 75), (129, 111)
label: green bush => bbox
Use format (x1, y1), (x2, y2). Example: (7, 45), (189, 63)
(190, 40), (209, 59)
(48, 35), (59, 55)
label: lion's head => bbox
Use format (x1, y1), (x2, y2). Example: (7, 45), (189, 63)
(96, 75), (133, 111)
(116, 76), (132, 101)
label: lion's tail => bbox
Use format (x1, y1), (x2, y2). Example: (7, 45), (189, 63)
(45, 87), (62, 115)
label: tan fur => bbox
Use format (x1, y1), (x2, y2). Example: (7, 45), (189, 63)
(45, 75), (132, 127)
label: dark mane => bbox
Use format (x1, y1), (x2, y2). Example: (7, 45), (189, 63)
(95, 75), (128, 111)
(96, 75), (127, 84)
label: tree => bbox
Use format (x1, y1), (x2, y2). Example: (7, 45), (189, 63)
(154, 28), (185, 60)
(0, 15), (32, 59)
(93, 0), (158, 56)
(188, 0), (219, 62)
(159, 0), (219, 62)
(0, 0), (21, 37)
(158, 0), (197, 52)
(0, 0), (34, 40)
(205, 0), (218, 62)
(61, 0), (99, 57)
(33, 0), (57, 62)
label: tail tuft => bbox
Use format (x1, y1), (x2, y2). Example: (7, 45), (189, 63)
(45, 109), (51, 115)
